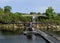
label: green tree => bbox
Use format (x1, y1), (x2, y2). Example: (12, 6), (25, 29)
(45, 7), (57, 19)
(37, 12), (41, 15)
(14, 12), (22, 22)
(30, 12), (36, 14)
(4, 6), (12, 15)
(3, 6), (12, 22)
(0, 8), (4, 14)
(0, 8), (4, 22)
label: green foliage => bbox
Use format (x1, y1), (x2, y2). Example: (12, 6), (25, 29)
(0, 8), (4, 14)
(0, 6), (60, 24)
(45, 7), (57, 19)
(0, 6), (32, 23)
(30, 12), (36, 14)
(4, 6), (12, 14)
(37, 12), (41, 15)
(0, 8), (4, 21)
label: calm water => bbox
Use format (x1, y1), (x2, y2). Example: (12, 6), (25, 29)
(0, 32), (47, 43)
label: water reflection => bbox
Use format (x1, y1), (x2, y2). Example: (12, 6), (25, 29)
(26, 34), (32, 40)
(0, 31), (47, 43)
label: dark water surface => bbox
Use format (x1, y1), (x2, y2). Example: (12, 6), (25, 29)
(0, 32), (47, 43)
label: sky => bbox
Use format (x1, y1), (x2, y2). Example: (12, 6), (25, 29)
(0, 0), (60, 13)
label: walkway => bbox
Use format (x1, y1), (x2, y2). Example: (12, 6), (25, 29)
(37, 30), (60, 43)
(23, 30), (60, 43)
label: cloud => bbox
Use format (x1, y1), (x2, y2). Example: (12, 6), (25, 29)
(0, 0), (10, 4)
(3, 0), (26, 3)
(0, 0), (3, 3)
(0, 0), (18, 4)
(0, 0), (60, 13)
(4, 0), (10, 2)
(34, 6), (48, 13)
